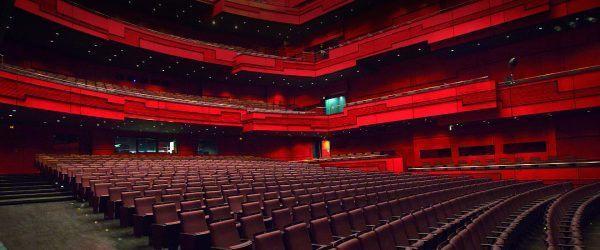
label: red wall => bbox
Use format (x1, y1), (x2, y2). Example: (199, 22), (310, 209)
(0, 123), (91, 174)
(293, 24), (600, 107)
(329, 111), (600, 168)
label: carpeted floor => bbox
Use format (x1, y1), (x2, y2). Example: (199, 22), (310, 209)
(0, 200), (598, 250)
(0, 201), (151, 250)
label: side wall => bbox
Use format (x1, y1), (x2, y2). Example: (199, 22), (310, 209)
(0, 124), (315, 174)
(329, 111), (600, 167)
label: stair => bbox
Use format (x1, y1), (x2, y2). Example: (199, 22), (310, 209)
(0, 174), (73, 206)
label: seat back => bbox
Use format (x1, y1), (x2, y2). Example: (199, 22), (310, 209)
(358, 231), (381, 250)
(309, 217), (334, 245)
(331, 212), (353, 237)
(263, 199), (282, 217)
(209, 205), (233, 222)
(283, 223), (312, 250)
(227, 195), (245, 213)
(134, 197), (156, 215)
(240, 214), (267, 239)
(310, 202), (328, 219)
(293, 205), (311, 225)
(349, 208), (368, 232)
(181, 199), (204, 212)
(153, 203), (179, 224)
(242, 201), (262, 216)
(374, 224), (395, 250)
(209, 219), (241, 248)
(336, 238), (361, 250)
(184, 192), (203, 201)
(94, 183), (111, 197)
(254, 231), (285, 250)
(108, 187), (126, 201)
(121, 191), (142, 207)
(272, 208), (293, 230)
(181, 211), (209, 234)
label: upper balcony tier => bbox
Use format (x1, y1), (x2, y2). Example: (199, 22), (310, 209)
(14, 0), (597, 77)
(1, 63), (598, 133)
(200, 0), (354, 25)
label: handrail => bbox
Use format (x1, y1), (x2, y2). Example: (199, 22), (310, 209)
(346, 76), (489, 106)
(59, 0), (483, 62)
(62, 0), (295, 61)
(409, 160), (600, 171)
(324, 0), (481, 52)
(498, 65), (600, 86)
(0, 64), (315, 114)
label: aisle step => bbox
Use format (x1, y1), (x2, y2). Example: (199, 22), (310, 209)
(0, 195), (73, 206)
(0, 191), (72, 200)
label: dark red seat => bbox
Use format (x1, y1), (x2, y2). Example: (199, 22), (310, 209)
(293, 204), (312, 225)
(331, 212), (357, 238)
(150, 203), (181, 249)
(119, 191), (142, 227)
(92, 183), (111, 213)
(209, 219), (253, 250)
(310, 217), (345, 247)
(105, 186), (126, 219)
(181, 199), (204, 212)
(209, 205), (235, 222)
(240, 214), (267, 239)
(358, 230), (381, 250)
(284, 223), (325, 250)
(310, 202), (328, 219)
(336, 238), (361, 250)
(254, 231), (285, 250)
(241, 201), (262, 216)
(133, 197), (155, 237)
(327, 199), (343, 215)
(179, 210), (211, 250)
(272, 208), (293, 230)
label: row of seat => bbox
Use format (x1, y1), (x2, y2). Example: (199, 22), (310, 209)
(116, 175), (480, 240)
(136, 175), (506, 249)
(545, 182), (600, 249)
(328, 180), (537, 250)
(444, 182), (571, 250)
(40, 154), (597, 250)
(36, 154), (498, 249)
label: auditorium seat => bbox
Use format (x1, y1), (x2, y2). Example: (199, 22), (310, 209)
(150, 203), (181, 249)
(254, 231), (286, 250)
(119, 191), (142, 227)
(91, 183), (110, 213)
(241, 201), (262, 216)
(181, 199), (204, 212)
(327, 199), (343, 215)
(331, 212), (358, 238)
(310, 202), (328, 219)
(284, 223), (326, 250)
(336, 238), (361, 250)
(133, 197), (156, 237)
(310, 217), (345, 247)
(105, 186), (126, 219)
(348, 208), (374, 233)
(293, 204), (312, 225)
(272, 208), (293, 230)
(179, 210), (210, 250)
(358, 231), (381, 250)
(209, 219), (253, 250)
(240, 214), (267, 239)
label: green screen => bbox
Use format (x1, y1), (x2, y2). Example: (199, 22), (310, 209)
(325, 96), (346, 115)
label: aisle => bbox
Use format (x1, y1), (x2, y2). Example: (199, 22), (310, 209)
(0, 201), (151, 250)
